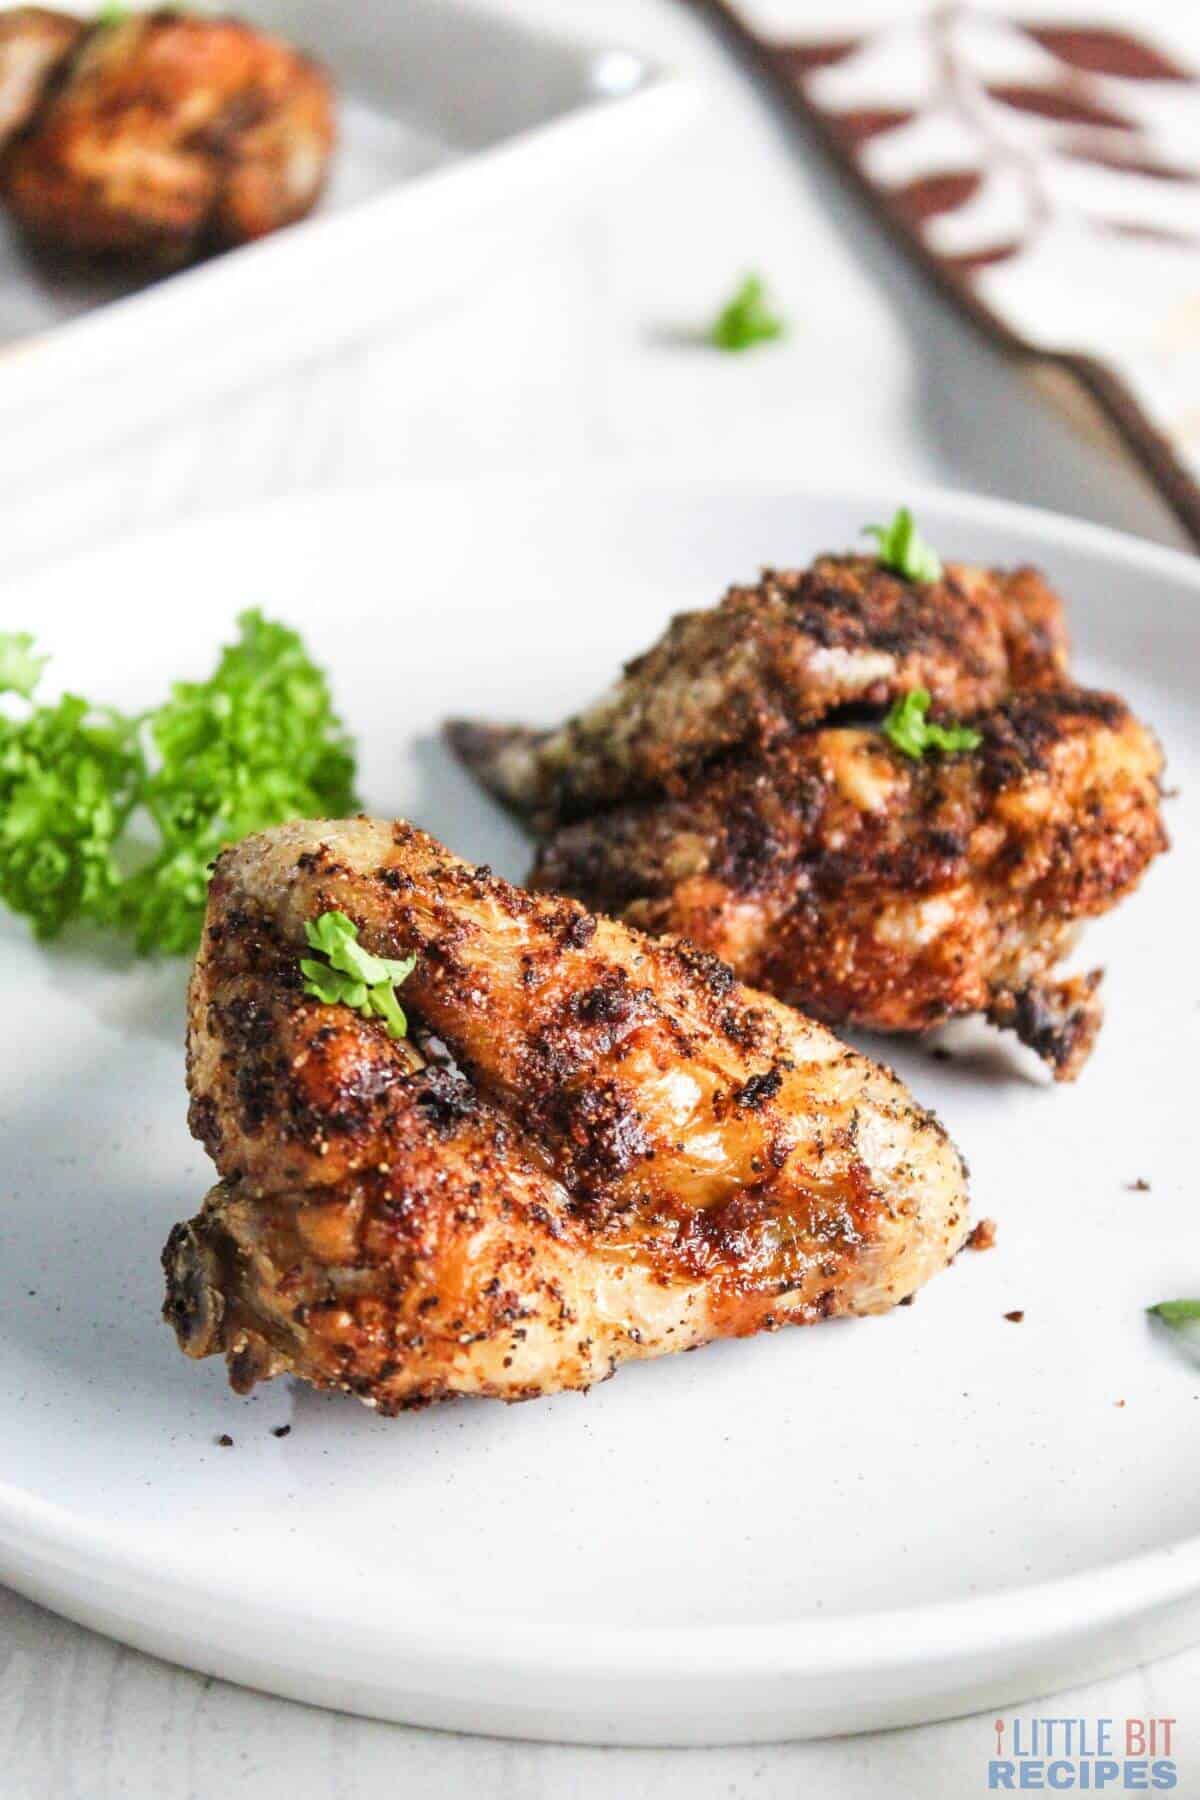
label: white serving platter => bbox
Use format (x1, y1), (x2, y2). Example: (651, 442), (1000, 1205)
(0, 476), (1197, 1745)
(0, 2), (689, 477)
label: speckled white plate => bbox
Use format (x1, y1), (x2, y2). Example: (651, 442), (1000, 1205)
(0, 477), (1197, 1745)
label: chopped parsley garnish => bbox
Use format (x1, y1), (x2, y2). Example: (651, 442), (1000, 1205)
(1148, 1300), (1200, 1329)
(301, 911), (416, 1038)
(96, 1), (130, 24)
(0, 611), (358, 954)
(882, 689), (982, 761)
(708, 274), (786, 352)
(863, 507), (943, 583)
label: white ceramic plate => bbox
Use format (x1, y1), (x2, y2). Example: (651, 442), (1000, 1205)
(0, 477), (1197, 1746)
(0, 2), (689, 479)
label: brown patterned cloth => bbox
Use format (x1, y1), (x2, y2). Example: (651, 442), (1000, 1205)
(688, 0), (1200, 545)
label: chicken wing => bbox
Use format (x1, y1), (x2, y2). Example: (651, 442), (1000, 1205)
(448, 559), (1069, 831)
(531, 688), (1167, 1080)
(2, 11), (334, 262)
(452, 537), (1165, 1078)
(163, 818), (970, 1410)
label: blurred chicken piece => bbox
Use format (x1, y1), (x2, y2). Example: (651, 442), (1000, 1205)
(1, 10), (334, 262)
(448, 559), (1070, 831)
(164, 818), (970, 1411)
(531, 688), (1167, 1080)
(0, 8), (82, 151)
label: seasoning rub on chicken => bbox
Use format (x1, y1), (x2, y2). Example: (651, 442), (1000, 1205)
(163, 818), (970, 1411)
(450, 527), (1167, 1079)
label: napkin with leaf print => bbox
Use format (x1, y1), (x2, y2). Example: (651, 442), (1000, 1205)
(689, 0), (1200, 544)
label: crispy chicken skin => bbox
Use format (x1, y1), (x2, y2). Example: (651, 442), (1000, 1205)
(452, 546), (1166, 1078)
(0, 8), (82, 153)
(163, 818), (970, 1411)
(1, 11), (334, 262)
(531, 689), (1167, 1081)
(448, 559), (1069, 831)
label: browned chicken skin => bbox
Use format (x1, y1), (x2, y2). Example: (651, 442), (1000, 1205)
(163, 818), (970, 1411)
(531, 689), (1167, 1080)
(0, 9), (334, 262)
(449, 559), (1071, 832)
(452, 552), (1166, 1079)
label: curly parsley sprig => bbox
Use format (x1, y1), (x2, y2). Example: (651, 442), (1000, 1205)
(0, 686), (142, 939)
(301, 911), (416, 1039)
(0, 612), (358, 954)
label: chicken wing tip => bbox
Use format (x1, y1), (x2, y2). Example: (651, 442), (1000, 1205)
(444, 717), (547, 819)
(161, 1214), (224, 1361)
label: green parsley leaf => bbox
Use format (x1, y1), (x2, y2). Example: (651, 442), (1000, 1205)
(1148, 1300), (1200, 1329)
(304, 910), (416, 990)
(0, 611), (358, 954)
(301, 911), (415, 1039)
(299, 958), (369, 1012)
(882, 689), (982, 761)
(304, 909), (357, 963)
(365, 979), (410, 1040)
(0, 632), (49, 700)
(863, 507), (943, 583)
(709, 274), (786, 353)
(1149, 1299), (1200, 1364)
(96, 1), (130, 25)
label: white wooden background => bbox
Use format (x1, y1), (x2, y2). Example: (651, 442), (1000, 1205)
(1, 1), (1196, 1793)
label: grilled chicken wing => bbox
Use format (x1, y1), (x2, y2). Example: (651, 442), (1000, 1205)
(1, 11), (334, 262)
(163, 818), (970, 1410)
(448, 559), (1069, 831)
(532, 688), (1167, 1080)
(452, 541), (1166, 1079)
